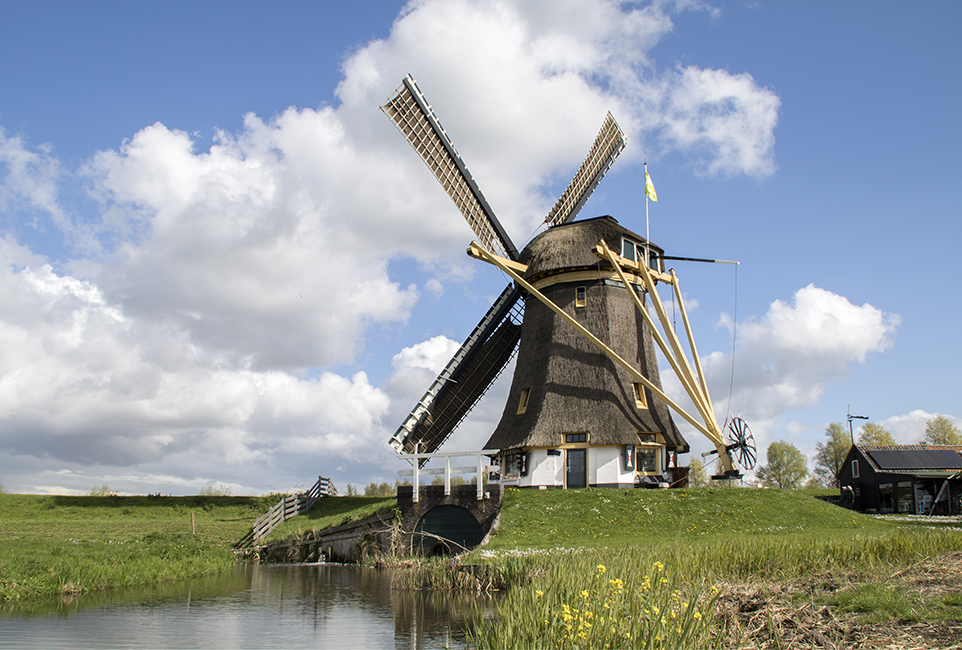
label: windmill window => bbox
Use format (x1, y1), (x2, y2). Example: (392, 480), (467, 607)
(565, 433), (587, 444)
(575, 286), (586, 307)
(638, 432), (657, 443)
(517, 388), (530, 415)
(637, 448), (658, 473)
(622, 239), (637, 262)
(632, 383), (648, 409)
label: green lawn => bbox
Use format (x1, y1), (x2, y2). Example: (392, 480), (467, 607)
(484, 486), (891, 551)
(0, 494), (274, 602)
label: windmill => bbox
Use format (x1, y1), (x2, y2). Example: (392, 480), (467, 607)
(381, 75), (754, 488)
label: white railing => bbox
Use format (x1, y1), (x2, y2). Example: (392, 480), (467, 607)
(397, 449), (499, 502)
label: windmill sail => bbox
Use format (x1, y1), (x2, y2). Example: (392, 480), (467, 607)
(389, 284), (523, 458)
(381, 75), (520, 261)
(544, 113), (626, 227)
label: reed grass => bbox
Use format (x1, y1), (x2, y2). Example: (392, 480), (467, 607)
(467, 554), (721, 649)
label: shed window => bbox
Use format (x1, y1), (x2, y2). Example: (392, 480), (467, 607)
(575, 286), (587, 307)
(852, 459), (859, 479)
(517, 388), (530, 415)
(632, 383), (648, 409)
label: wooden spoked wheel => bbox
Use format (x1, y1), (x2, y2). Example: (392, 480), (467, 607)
(726, 417), (757, 470)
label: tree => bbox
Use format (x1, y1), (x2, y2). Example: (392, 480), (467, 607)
(813, 422), (851, 488)
(923, 415), (962, 446)
(756, 441), (809, 489)
(687, 457), (708, 487)
(199, 483), (232, 496)
(364, 482), (394, 496)
(88, 483), (117, 496)
(345, 483), (359, 496)
(858, 422), (895, 446)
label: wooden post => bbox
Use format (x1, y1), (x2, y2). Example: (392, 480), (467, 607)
(191, 511), (195, 535)
(444, 455), (451, 496)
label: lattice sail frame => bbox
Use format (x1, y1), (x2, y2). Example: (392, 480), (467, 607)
(544, 112), (627, 227)
(381, 75), (518, 261)
(381, 75), (633, 461)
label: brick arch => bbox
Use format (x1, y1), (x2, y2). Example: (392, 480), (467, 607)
(396, 484), (502, 555)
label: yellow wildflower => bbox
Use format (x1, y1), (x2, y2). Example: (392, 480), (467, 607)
(596, 564), (606, 574)
(536, 590), (543, 597)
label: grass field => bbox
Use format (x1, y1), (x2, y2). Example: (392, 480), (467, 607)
(0, 493), (393, 603)
(0, 494), (274, 603)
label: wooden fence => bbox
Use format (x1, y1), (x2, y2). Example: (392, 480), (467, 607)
(251, 476), (336, 543)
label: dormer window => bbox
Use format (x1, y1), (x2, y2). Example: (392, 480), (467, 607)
(575, 286), (586, 307)
(517, 388), (530, 414)
(622, 238), (637, 262)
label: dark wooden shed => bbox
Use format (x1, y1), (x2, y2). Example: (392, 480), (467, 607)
(838, 444), (962, 515)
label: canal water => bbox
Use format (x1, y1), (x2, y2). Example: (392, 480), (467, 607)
(0, 563), (497, 649)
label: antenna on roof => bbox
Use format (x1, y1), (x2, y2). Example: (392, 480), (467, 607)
(847, 404), (869, 445)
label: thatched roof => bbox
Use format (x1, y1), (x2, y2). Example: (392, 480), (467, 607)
(522, 215), (665, 284)
(484, 217), (687, 453)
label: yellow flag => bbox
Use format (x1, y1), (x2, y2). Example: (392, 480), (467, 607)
(645, 169), (658, 202)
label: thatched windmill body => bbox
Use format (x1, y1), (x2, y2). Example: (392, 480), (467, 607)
(382, 76), (752, 489)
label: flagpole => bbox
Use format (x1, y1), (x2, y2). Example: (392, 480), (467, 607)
(644, 161), (650, 266)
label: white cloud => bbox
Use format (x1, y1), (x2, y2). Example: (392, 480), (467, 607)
(712, 284), (899, 421)
(877, 410), (962, 445)
(663, 284), (899, 458)
(0, 0), (783, 493)
(0, 128), (64, 225)
(658, 66), (781, 178)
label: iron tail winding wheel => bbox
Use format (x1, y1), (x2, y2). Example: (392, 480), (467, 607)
(726, 416), (757, 470)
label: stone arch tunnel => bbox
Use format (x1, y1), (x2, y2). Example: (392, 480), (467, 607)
(396, 484), (502, 555)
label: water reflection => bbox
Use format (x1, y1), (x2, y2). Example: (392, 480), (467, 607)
(0, 564), (497, 649)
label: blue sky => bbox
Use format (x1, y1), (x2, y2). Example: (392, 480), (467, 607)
(1, 0), (959, 494)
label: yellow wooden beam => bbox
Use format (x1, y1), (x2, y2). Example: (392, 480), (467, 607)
(670, 270), (719, 429)
(466, 244), (528, 275)
(593, 241), (731, 469)
(468, 241), (718, 442)
(593, 242), (720, 443)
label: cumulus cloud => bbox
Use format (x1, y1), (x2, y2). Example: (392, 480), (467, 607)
(876, 410), (962, 445)
(658, 66), (781, 177)
(0, 129), (67, 232)
(0, 0), (784, 493)
(667, 284), (899, 449)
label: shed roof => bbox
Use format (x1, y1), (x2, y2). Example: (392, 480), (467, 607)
(857, 445), (962, 474)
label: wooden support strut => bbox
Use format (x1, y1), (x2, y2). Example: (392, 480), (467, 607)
(467, 242), (719, 444)
(593, 242), (732, 471)
(593, 242), (719, 443)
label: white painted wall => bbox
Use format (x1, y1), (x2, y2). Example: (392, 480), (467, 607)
(512, 446), (635, 488)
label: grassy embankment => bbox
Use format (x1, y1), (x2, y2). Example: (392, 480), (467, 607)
(263, 495), (396, 542)
(0, 493), (394, 603)
(409, 488), (962, 648)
